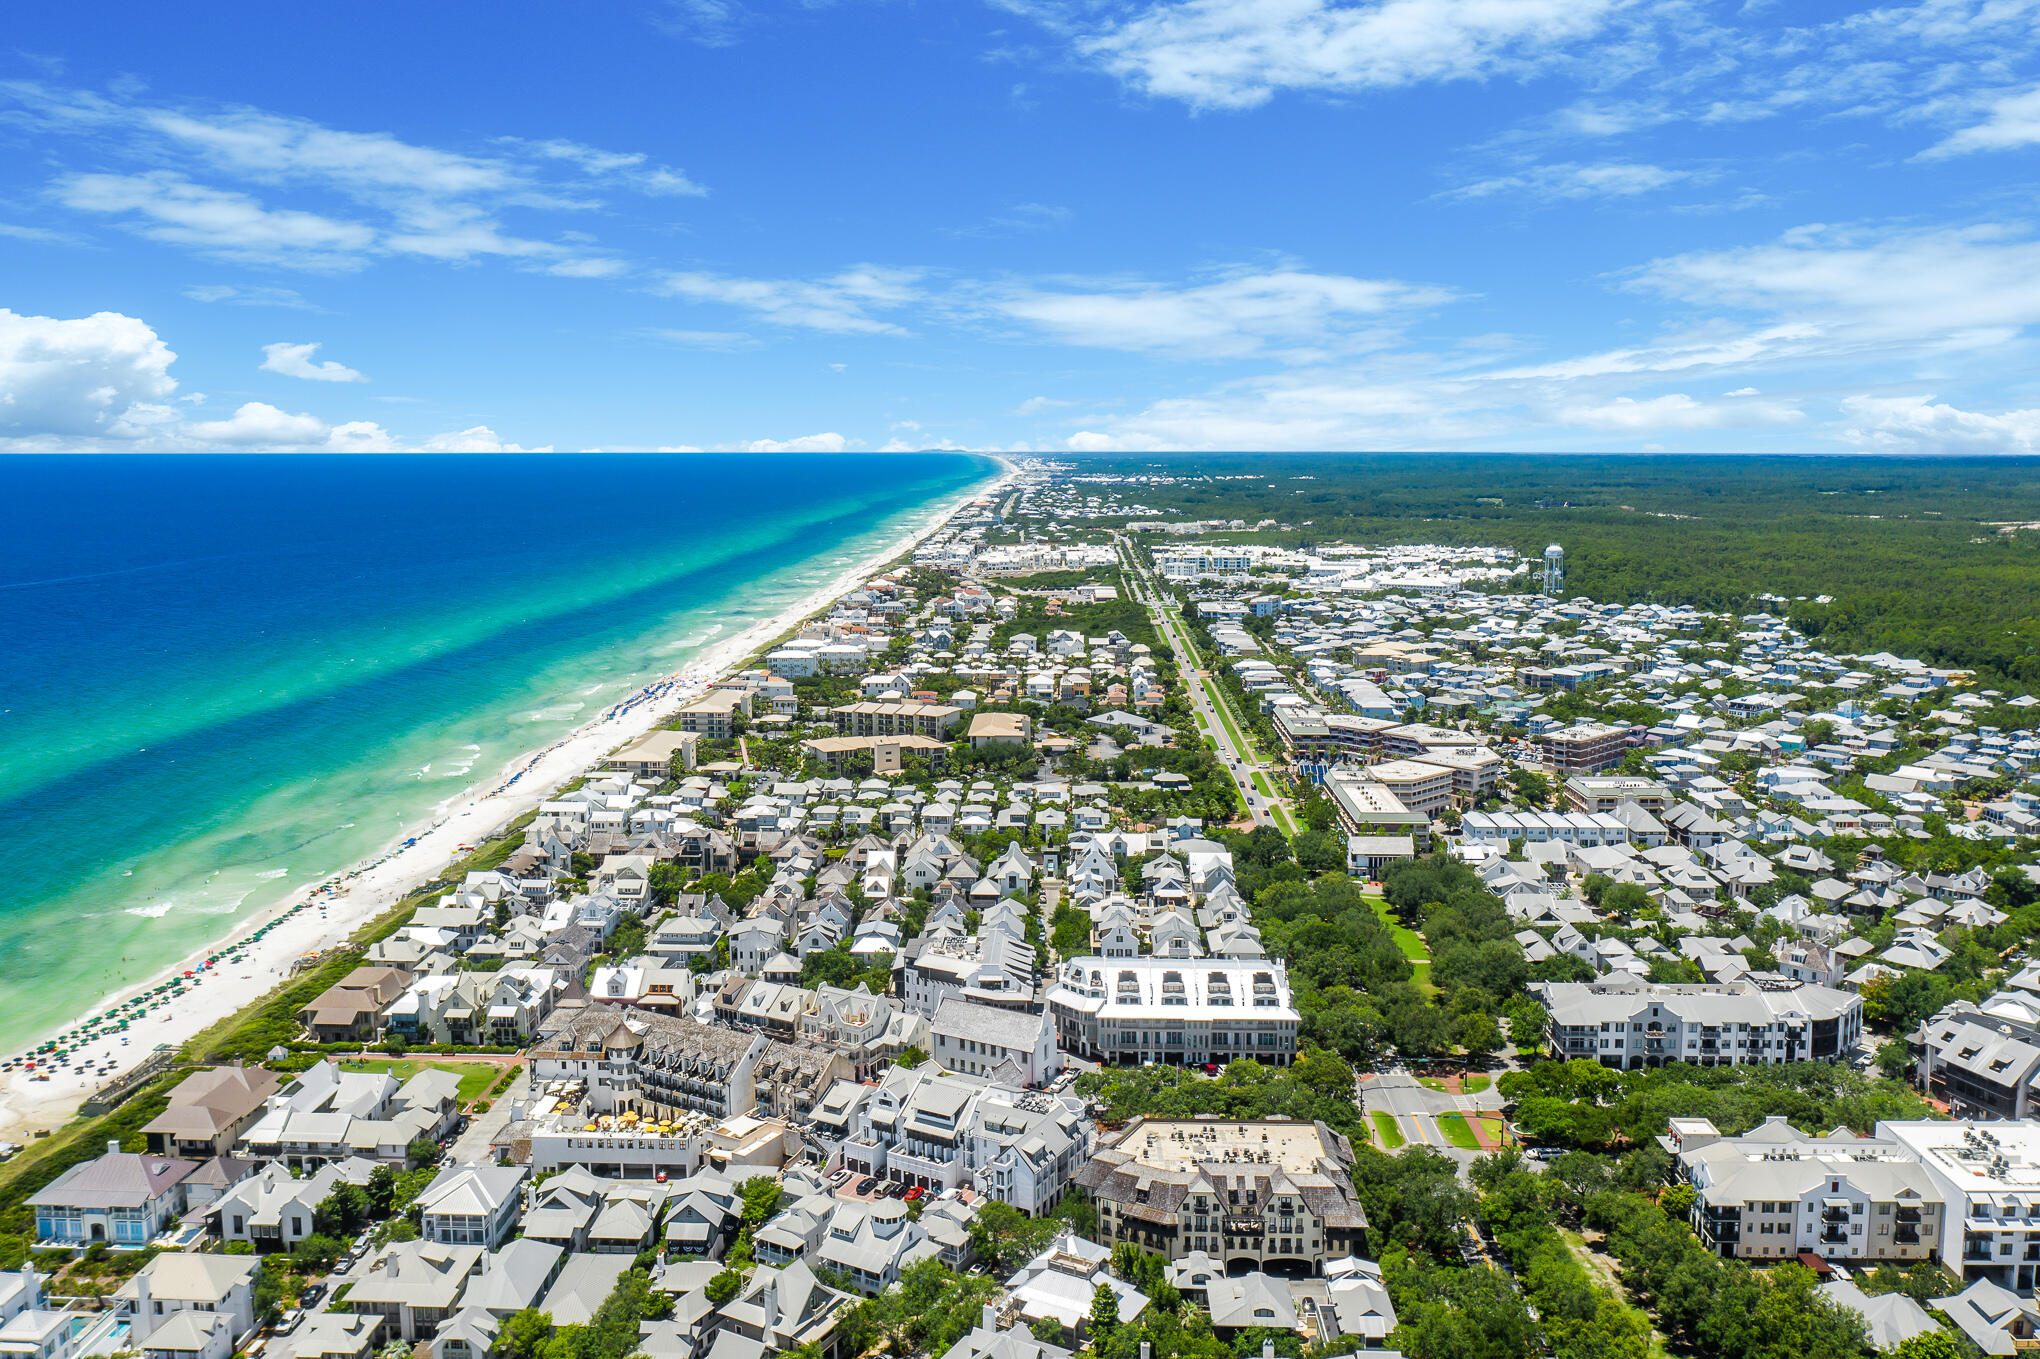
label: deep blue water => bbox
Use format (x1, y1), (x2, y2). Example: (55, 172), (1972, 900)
(0, 452), (994, 1051)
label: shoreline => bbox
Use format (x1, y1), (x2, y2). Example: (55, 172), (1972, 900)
(0, 457), (1010, 1140)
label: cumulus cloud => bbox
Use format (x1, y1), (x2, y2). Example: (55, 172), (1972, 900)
(1838, 394), (2040, 452)
(0, 307), (179, 440)
(0, 306), (537, 451)
(732, 432), (851, 452)
(184, 401), (332, 445)
(260, 340), (367, 382)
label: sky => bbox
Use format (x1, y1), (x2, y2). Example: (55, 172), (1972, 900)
(4, 0), (2040, 454)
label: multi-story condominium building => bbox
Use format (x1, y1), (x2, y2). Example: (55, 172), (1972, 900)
(1536, 974), (1863, 1070)
(1914, 1000), (2040, 1120)
(1881, 1121), (2040, 1295)
(528, 1006), (852, 1125)
(1319, 771), (1430, 851)
(1155, 549), (1254, 579)
(1667, 1116), (1942, 1264)
(1562, 776), (1673, 814)
(1357, 759), (1457, 816)
(675, 689), (751, 740)
(1405, 745), (1502, 798)
(929, 999), (1061, 1087)
(829, 701), (962, 739)
(808, 1064), (1091, 1215)
(1046, 958), (1300, 1068)
(1076, 1118), (1367, 1274)
(1539, 722), (1632, 775)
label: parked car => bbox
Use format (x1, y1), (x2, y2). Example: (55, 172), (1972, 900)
(904, 1186), (924, 1202)
(855, 1176), (879, 1196)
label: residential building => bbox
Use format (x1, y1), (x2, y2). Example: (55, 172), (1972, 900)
(1540, 723), (1631, 775)
(1047, 958), (1300, 1067)
(1668, 1116), (1942, 1263)
(117, 1254), (257, 1349)
(604, 729), (699, 780)
(416, 1164), (529, 1249)
(929, 999), (1060, 1087)
(142, 1065), (280, 1159)
(1536, 974), (1864, 1069)
(1075, 1117), (1368, 1273)
(28, 1143), (197, 1247)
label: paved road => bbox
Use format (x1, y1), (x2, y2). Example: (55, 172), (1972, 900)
(1117, 536), (1294, 831)
(449, 1064), (527, 1163)
(1361, 1069), (1509, 1179)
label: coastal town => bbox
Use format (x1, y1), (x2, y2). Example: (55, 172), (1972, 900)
(7, 460), (2040, 1359)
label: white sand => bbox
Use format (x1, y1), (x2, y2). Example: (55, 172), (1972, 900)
(0, 464), (1010, 1140)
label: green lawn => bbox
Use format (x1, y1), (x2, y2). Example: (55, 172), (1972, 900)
(1370, 1111), (1406, 1149)
(1463, 1074), (1491, 1094)
(335, 1059), (500, 1103)
(1417, 1076), (1448, 1092)
(1436, 1114), (1483, 1150)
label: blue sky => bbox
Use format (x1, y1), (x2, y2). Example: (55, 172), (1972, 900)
(4, 0), (2040, 453)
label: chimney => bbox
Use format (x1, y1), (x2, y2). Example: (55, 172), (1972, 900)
(1142, 1345), (1152, 1359)
(108, 1139), (122, 1156)
(1263, 1343), (1274, 1359)
(982, 1304), (997, 1332)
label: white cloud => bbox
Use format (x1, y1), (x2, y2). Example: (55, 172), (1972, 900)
(651, 329), (758, 350)
(1444, 160), (1694, 202)
(260, 340), (367, 383)
(55, 171), (378, 270)
(184, 400), (331, 445)
(509, 138), (707, 196)
(1557, 392), (1802, 430)
(184, 283), (316, 309)
(1837, 394), (2040, 452)
(8, 81), (698, 276)
(419, 425), (547, 452)
(0, 307), (179, 440)
(983, 267), (1453, 359)
(1627, 222), (2040, 349)
(661, 268), (923, 334)
(1066, 0), (1626, 110)
(1925, 84), (2040, 156)
(652, 0), (753, 47)
(0, 306), (539, 451)
(733, 432), (851, 452)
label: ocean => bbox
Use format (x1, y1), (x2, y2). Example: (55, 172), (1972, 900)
(0, 452), (995, 1055)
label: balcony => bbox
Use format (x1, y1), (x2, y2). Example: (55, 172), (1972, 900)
(1820, 1227), (1848, 1245)
(1822, 1207), (1849, 1224)
(1896, 1227), (1920, 1245)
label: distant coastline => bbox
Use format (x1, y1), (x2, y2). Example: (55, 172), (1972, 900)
(0, 451), (1006, 1137)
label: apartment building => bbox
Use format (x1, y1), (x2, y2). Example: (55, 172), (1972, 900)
(1076, 1118), (1367, 1273)
(1536, 974), (1863, 1070)
(1563, 776), (1673, 814)
(675, 690), (751, 740)
(1668, 1116), (1942, 1264)
(1358, 759), (1457, 816)
(1046, 957), (1300, 1068)
(1882, 1122), (2040, 1294)
(829, 701), (962, 740)
(1539, 722), (1632, 775)
(1320, 769), (1431, 850)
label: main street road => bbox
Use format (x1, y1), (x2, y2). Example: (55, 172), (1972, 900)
(1118, 536), (1296, 832)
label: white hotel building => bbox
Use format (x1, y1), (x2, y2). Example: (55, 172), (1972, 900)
(1046, 957), (1300, 1067)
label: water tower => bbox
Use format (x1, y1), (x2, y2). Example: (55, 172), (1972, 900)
(1542, 543), (1565, 595)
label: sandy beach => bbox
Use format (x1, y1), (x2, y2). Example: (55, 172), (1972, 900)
(0, 463), (1009, 1141)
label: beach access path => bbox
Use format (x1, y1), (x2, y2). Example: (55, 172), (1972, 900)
(0, 464), (1012, 1141)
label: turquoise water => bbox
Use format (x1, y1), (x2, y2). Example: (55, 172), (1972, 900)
(0, 452), (996, 1054)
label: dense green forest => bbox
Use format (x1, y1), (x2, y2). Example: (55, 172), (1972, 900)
(1067, 454), (2040, 684)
